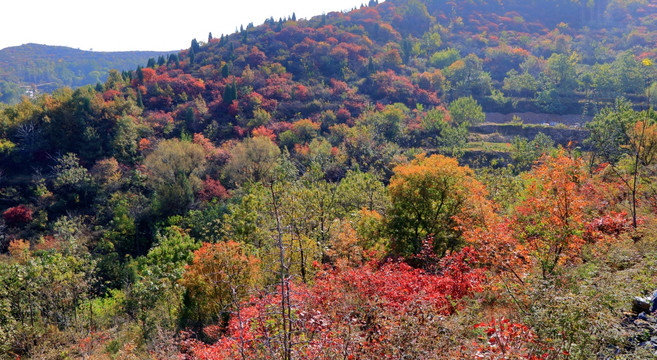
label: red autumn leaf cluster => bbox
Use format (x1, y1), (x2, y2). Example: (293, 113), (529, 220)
(182, 247), (484, 359)
(3, 205), (33, 226)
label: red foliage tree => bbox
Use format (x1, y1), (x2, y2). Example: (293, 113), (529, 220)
(199, 176), (229, 202)
(249, 127), (274, 143)
(182, 248), (484, 359)
(3, 205), (33, 226)
(512, 151), (595, 277)
(471, 318), (552, 359)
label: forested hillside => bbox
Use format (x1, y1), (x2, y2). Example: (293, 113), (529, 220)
(1, 0), (657, 358)
(0, 44), (171, 104)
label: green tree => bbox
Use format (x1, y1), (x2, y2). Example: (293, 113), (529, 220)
(546, 53), (579, 96)
(180, 240), (260, 331)
(510, 132), (555, 173)
(144, 139), (206, 216)
(503, 69), (539, 97)
(448, 96), (485, 126)
(612, 51), (646, 95)
(52, 152), (96, 208)
(128, 226), (200, 333)
(387, 154), (490, 256)
(112, 116), (139, 164)
(445, 54), (492, 98)
(587, 100), (657, 227)
(224, 136), (281, 186)
(429, 48), (461, 69)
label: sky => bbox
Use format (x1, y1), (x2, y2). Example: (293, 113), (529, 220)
(1, 0), (375, 52)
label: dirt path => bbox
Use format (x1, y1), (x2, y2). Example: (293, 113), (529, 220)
(485, 112), (592, 126)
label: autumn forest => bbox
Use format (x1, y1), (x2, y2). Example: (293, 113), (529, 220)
(1, 0), (657, 358)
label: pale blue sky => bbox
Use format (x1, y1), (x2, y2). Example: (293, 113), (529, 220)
(1, 0), (375, 52)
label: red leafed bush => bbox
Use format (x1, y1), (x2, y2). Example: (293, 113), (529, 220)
(182, 247), (485, 359)
(3, 205), (33, 226)
(138, 138), (152, 151)
(336, 107), (351, 121)
(472, 318), (551, 359)
(583, 211), (634, 242)
(251, 126), (276, 141)
(199, 177), (229, 202)
(102, 89), (122, 101)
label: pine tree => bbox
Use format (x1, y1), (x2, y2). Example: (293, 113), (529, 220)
(136, 66), (144, 82)
(367, 57), (375, 73)
(147, 57), (156, 68)
(191, 38), (200, 53)
(168, 54), (180, 67)
(223, 84), (234, 104)
(158, 55), (166, 66)
(208, 32), (213, 42)
(136, 91), (144, 108)
(292, 12), (296, 21)
(222, 63), (230, 78)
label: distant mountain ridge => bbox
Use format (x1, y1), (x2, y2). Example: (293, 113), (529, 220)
(0, 43), (174, 102)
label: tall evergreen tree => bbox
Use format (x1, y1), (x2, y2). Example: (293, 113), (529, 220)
(136, 91), (144, 108)
(191, 38), (200, 53)
(136, 66), (144, 83)
(147, 57), (156, 68)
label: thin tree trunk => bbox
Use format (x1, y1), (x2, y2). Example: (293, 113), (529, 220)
(269, 183), (291, 360)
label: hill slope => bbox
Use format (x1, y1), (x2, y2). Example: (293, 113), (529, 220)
(0, 43), (173, 102)
(1, 0), (657, 358)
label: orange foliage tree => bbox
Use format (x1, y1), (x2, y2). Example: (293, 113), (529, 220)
(387, 154), (492, 257)
(180, 241), (260, 328)
(511, 150), (594, 278)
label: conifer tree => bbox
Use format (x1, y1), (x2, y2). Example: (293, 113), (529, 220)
(136, 91), (144, 108)
(136, 66), (144, 83)
(191, 38), (200, 53)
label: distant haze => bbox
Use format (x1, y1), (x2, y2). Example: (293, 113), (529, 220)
(2, 0), (376, 52)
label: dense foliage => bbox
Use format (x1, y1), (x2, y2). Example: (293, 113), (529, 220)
(1, 0), (657, 358)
